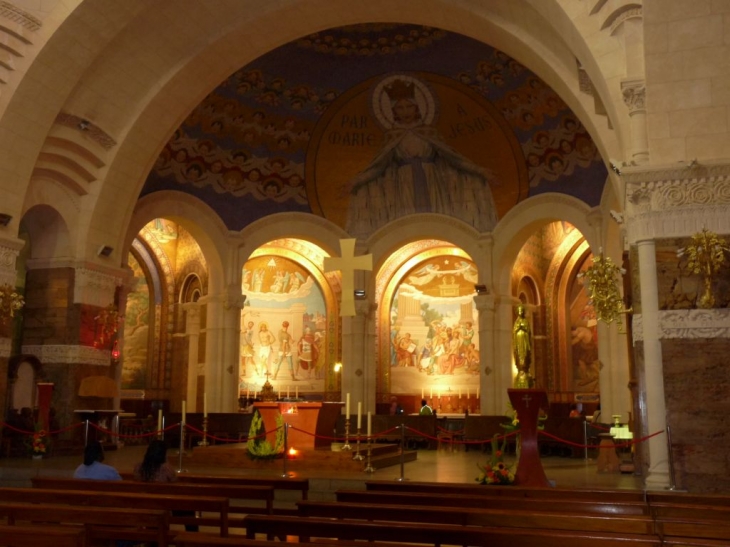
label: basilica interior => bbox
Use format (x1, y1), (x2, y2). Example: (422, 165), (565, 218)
(0, 0), (729, 494)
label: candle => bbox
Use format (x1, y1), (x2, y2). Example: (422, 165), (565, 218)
(357, 402), (362, 429)
(203, 393), (208, 418)
(346, 393), (351, 417)
(367, 411), (372, 437)
(458, 388), (461, 399)
(421, 388), (424, 399)
(295, 386), (298, 399)
(278, 388), (281, 399)
(287, 386), (290, 399)
(246, 389), (250, 400)
(476, 386), (480, 399)
(182, 400), (186, 424)
(157, 409), (162, 433)
(466, 386), (470, 398)
(430, 387), (433, 399)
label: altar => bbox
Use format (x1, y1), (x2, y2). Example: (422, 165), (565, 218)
(254, 401), (344, 450)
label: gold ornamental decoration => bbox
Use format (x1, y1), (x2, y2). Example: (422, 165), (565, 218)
(677, 228), (730, 309)
(578, 251), (632, 330)
(0, 283), (24, 323)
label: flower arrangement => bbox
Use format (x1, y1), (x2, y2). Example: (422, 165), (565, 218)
(476, 434), (515, 485)
(30, 425), (49, 456)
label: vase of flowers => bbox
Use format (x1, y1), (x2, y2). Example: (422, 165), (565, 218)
(30, 425), (49, 458)
(476, 434), (515, 485)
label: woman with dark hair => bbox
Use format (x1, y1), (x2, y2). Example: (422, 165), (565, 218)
(73, 440), (121, 480)
(134, 440), (198, 532)
(133, 439), (176, 482)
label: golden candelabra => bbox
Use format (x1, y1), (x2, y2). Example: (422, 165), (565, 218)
(578, 251), (632, 330)
(0, 284), (23, 323)
(677, 228), (730, 309)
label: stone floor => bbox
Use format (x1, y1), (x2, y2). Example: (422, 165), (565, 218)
(0, 443), (644, 499)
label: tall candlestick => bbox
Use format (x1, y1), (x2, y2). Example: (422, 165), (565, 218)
(204, 393), (208, 418)
(476, 386), (480, 399)
(357, 402), (362, 429)
(367, 411), (372, 437)
(182, 400), (186, 424)
(466, 386), (470, 398)
(421, 387), (424, 399)
(157, 409), (162, 433)
(346, 393), (350, 417)
(246, 389), (249, 400)
(295, 386), (298, 399)
(430, 387), (433, 399)
(278, 388), (281, 399)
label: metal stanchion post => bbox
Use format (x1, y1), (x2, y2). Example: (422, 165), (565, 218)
(177, 420), (187, 473)
(666, 424), (685, 491)
(281, 423), (290, 478)
(395, 423), (408, 482)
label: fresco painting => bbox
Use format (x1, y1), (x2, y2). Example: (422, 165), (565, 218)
(142, 24), (607, 232)
(388, 256), (480, 400)
(240, 255), (327, 397)
(121, 255), (151, 389)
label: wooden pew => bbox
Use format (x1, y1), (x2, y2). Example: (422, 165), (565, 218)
(365, 479), (647, 502)
(242, 514), (662, 546)
(0, 502), (170, 546)
(120, 471), (309, 513)
(0, 486), (230, 535)
(0, 523), (87, 547)
(295, 500), (655, 534)
(335, 489), (649, 515)
(32, 476), (274, 516)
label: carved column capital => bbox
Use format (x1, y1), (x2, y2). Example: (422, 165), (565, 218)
(621, 78), (646, 114)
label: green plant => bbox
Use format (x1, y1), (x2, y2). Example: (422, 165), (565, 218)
(246, 410), (284, 459)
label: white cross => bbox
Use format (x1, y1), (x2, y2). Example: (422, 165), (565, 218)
(522, 394), (532, 408)
(323, 239), (372, 316)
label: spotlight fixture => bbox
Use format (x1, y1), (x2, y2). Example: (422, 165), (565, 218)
(474, 284), (488, 295)
(0, 213), (11, 227)
(333, 362), (343, 373)
(97, 245), (113, 257)
(78, 119), (91, 131)
(354, 289), (366, 299)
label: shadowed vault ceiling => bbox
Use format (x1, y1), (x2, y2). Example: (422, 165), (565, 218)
(142, 23), (607, 233)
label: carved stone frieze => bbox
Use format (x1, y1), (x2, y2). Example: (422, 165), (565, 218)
(0, 238), (22, 285)
(74, 268), (123, 306)
(0, 1), (41, 31)
(623, 164), (730, 243)
(632, 309), (730, 343)
(21, 344), (112, 366)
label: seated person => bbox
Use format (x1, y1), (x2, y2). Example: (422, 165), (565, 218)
(74, 441), (122, 480)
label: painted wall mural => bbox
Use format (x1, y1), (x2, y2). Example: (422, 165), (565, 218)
(386, 255), (480, 406)
(570, 257), (600, 394)
(121, 255), (151, 389)
(240, 255), (328, 398)
(142, 24), (606, 233)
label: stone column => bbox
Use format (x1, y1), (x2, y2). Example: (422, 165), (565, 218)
(341, 298), (375, 414)
(637, 239), (669, 489)
(621, 79), (648, 165)
(181, 302), (201, 409)
(473, 293), (497, 414)
(202, 285), (244, 413)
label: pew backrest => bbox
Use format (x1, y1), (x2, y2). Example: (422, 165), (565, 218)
(0, 486), (230, 535)
(0, 501), (170, 547)
(0, 523), (87, 547)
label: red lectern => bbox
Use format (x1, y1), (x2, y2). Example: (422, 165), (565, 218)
(508, 388), (551, 487)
